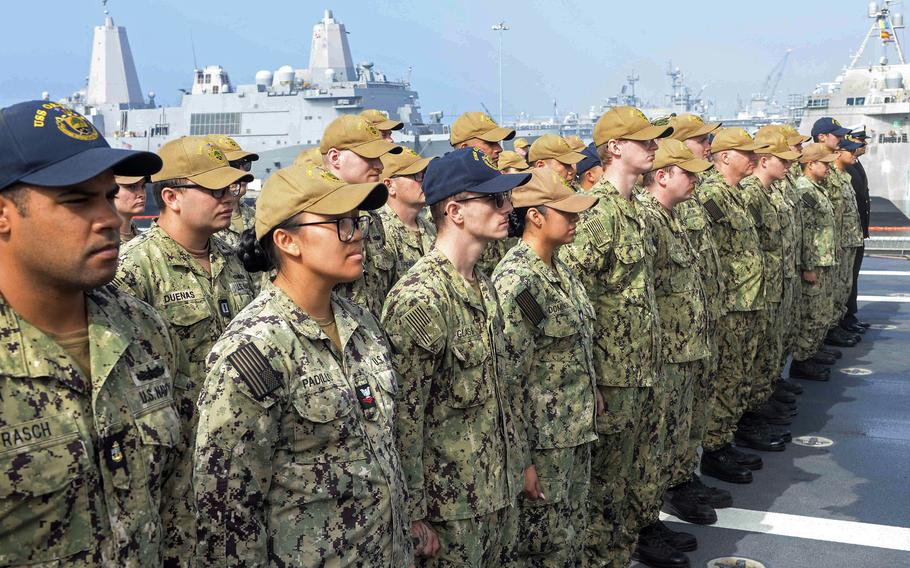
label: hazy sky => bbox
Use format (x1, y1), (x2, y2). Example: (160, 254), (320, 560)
(1, 0), (899, 120)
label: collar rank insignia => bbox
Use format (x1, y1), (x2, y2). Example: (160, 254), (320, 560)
(228, 343), (283, 401)
(103, 429), (129, 474)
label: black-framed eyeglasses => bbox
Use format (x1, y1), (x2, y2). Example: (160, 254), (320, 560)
(231, 159), (253, 172)
(395, 171), (425, 183)
(169, 184), (241, 200)
(289, 215), (371, 242)
(454, 190), (512, 209)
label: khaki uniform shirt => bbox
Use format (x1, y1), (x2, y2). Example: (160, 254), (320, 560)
(796, 176), (836, 270)
(560, 179), (661, 388)
(695, 170), (765, 313)
(741, 175), (785, 304)
(0, 286), (182, 567)
(194, 283), (411, 567)
(492, 240), (598, 450)
(639, 193), (710, 363)
(381, 248), (524, 522)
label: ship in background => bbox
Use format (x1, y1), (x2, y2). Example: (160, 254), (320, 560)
(800, 0), (910, 217)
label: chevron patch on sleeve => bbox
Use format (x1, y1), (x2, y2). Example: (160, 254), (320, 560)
(227, 343), (283, 401)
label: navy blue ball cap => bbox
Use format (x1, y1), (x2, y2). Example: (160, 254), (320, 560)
(838, 138), (862, 152)
(0, 100), (162, 191)
(575, 143), (602, 176)
(422, 147), (531, 206)
(811, 117), (851, 139)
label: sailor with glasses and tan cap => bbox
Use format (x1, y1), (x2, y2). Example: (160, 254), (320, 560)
(194, 163), (412, 567)
(115, 135), (257, 562)
(528, 134), (586, 182)
(205, 134), (259, 249)
(114, 173), (147, 242)
(361, 108), (405, 142)
(558, 106), (672, 568)
(382, 148), (531, 567)
(319, 114), (403, 317)
(492, 169), (602, 567)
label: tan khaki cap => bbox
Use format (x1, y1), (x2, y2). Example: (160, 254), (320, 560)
(360, 108), (404, 131)
(754, 131), (801, 160)
(710, 127), (766, 153)
(203, 134), (259, 162)
(497, 151), (530, 171)
(319, 115), (403, 158)
(152, 136), (253, 189)
(115, 174), (146, 185)
(513, 137), (530, 150)
(798, 144), (837, 164)
(381, 147), (433, 177)
(528, 134), (586, 164)
(293, 147), (323, 167)
(594, 106), (673, 146)
(668, 114), (721, 141)
(652, 139), (713, 173)
(779, 124), (813, 146)
(449, 112), (516, 146)
(564, 135), (586, 151)
(255, 164), (387, 239)
(512, 168), (598, 213)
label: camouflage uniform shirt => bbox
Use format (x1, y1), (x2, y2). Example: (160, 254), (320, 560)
(639, 193), (710, 363)
(831, 168), (865, 248)
(377, 203), (436, 291)
(193, 282), (411, 567)
(795, 176), (836, 270)
(677, 194), (727, 323)
(560, 179), (661, 387)
(336, 210), (395, 319)
(0, 286), (182, 567)
(381, 248), (524, 522)
(492, 240), (599, 450)
(741, 175), (785, 304)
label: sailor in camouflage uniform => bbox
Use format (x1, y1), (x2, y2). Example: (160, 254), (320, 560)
(115, 136), (256, 564)
(696, 128), (778, 485)
(790, 145), (839, 381)
(638, 140), (715, 543)
(378, 148), (436, 291)
(114, 174), (146, 242)
(193, 164), (412, 567)
(559, 107), (673, 568)
(449, 112), (518, 274)
(205, 135), (259, 250)
(737, 132), (802, 447)
(0, 100), (183, 566)
(527, 134), (586, 182)
(830, 139), (866, 337)
(575, 143), (604, 192)
(320, 115), (403, 317)
(382, 148), (531, 567)
(492, 169), (601, 567)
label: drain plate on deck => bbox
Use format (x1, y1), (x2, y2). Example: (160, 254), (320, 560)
(707, 557), (767, 568)
(792, 435), (835, 448)
(840, 367), (873, 375)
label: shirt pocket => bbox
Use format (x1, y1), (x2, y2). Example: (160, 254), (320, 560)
(292, 379), (367, 464)
(610, 240), (645, 290)
(668, 245), (696, 293)
(448, 340), (493, 408)
(161, 300), (213, 357)
(0, 423), (94, 565)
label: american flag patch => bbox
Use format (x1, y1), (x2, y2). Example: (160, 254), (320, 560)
(801, 192), (818, 208)
(586, 217), (610, 246)
(748, 204), (762, 226)
(403, 306), (435, 349)
(228, 343), (282, 401)
(515, 289), (545, 326)
(703, 199), (724, 223)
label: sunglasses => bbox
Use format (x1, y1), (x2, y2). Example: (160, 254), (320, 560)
(395, 171), (425, 183)
(454, 190), (512, 209)
(289, 215), (372, 243)
(231, 160), (253, 172)
(169, 184), (241, 200)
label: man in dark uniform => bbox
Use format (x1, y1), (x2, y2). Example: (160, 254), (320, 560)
(844, 129), (871, 330)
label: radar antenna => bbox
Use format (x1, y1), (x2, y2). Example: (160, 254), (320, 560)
(849, 0), (906, 68)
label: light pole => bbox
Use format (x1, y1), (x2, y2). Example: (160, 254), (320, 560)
(492, 22), (509, 125)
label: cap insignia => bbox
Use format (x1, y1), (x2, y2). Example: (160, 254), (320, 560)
(34, 103), (99, 141)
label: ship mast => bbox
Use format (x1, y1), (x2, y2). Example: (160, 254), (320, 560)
(849, 0), (906, 69)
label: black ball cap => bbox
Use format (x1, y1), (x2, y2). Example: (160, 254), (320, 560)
(422, 147), (531, 206)
(0, 100), (162, 191)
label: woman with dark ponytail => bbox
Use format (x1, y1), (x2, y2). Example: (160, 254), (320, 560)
(491, 168), (603, 567)
(193, 163), (415, 566)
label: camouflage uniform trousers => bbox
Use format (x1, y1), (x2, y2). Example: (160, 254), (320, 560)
(679, 333), (719, 481)
(792, 267), (834, 361)
(832, 246), (858, 325)
(780, 276), (801, 364)
(629, 360), (700, 530)
(702, 310), (762, 451)
(584, 386), (650, 568)
(422, 506), (513, 568)
(513, 443), (591, 568)
(747, 299), (783, 411)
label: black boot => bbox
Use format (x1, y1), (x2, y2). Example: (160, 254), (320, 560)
(767, 398), (798, 417)
(634, 524), (691, 567)
(689, 474), (733, 508)
(701, 446), (754, 483)
(663, 484), (717, 525)
(819, 345), (843, 359)
(778, 378), (804, 395)
(836, 326), (862, 343)
(856, 320), (871, 329)
(841, 321), (866, 334)
(772, 384), (797, 404)
(651, 519), (698, 552)
(735, 418), (786, 452)
(766, 423), (792, 443)
(825, 327), (858, 347)
(726, 444), (763, 470)
(790, 358), (830, 381)
(752, 402), (793, 425)
(811, 350), (837, 365)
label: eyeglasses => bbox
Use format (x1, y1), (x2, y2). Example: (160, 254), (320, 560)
(170, 184), (241, 200)
(454, 190), (512, 209)
(395, 171), (425, 183)
(289, 215), (372, 242)
(231, 160), (253, 172)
